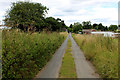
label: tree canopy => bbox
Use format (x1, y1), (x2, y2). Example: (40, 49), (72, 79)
(4, 1), (48, 31)
(4, 1), (118, 33)
(109, 25), (118, 31)
(82, 21), (91, 29)
(44, 17), (66, 31)
(4, 1), (67, 32)
(67, 21), (118, 33)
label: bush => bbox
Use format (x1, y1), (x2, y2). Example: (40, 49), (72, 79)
(2, 30), (65, 78)
(73, 34), (118, 78)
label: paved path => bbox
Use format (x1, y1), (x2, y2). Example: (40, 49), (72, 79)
(70, 33), (99, 78)
(35, 33), (100, 78)
(34, 34), (69, 78)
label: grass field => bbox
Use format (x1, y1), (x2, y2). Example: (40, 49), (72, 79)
(59, 39), (77, 78)
(2, 29), (65, 78)
(73, 34), (118, 78)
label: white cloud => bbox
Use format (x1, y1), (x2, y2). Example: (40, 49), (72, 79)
(0, 0), (119, 26)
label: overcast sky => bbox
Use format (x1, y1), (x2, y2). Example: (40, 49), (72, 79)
(0, 0), (119, 26)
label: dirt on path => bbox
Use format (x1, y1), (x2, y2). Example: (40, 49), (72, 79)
(70, 33), (100, 78)
(34, 34), (69, 78)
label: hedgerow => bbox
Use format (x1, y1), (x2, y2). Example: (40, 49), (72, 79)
(2, 30), (65, 78)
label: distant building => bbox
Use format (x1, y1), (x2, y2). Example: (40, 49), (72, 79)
(82, 29), (96, 34)
(91, 31), (120, 37)
(82, 29), (120, 37)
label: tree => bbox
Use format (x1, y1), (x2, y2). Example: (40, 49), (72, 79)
(98, 23), (105, 31)
(67, 27), (72, 33)
(109, 25), (118, 31)
(104, 26), (109, 31)
(69, 24), (73, 28)
(45, 17), (57, 31)
(4, 1), (48, 31)
(72, 22), (82, 33)
(45, 17), (66, 31)
(93, 23), (98, 29)
(56, 18), (61, 22)
(82, 21), (92, 29)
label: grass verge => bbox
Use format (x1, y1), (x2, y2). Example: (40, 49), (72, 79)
(59, 39), (77, 78)
(73, 34), (118, 79)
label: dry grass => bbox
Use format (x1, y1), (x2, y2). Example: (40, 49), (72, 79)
(73, 34), (118, 78)
(60, 32), (68, 37)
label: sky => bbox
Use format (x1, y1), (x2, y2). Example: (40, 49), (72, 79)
(0, 0), (119, 26)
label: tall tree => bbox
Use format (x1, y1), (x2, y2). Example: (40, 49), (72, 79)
(98, 23), (105, 31)
(104, 26), (109, 31)
(69, 24), (73, 28)
(4, 1), (48, 31)
(109, 25), (118, 31)
(82, 21), (92, 29)
(72, 22), (82, 33)
(93, 23), (98, 29)
(45, 17), (66, 31)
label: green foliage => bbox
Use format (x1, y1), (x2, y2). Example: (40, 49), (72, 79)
(109, 25), (118, 31)
(97, 23), (103, 30)
(4, 1), (67, 32)
(45, 17), (66, 31)
(68, 22), (82, 33)
(4, 1), (48, 31)
(67, 27), (72, 33)
(73, 34), (118, 79)
(67, 21), (118, 33)
(82, 21), (92, 29)
(2, 30), (65, 78)
(72, 23), (82, 33)
(69, 24), (73, 28)
(93, 23), (98, 29)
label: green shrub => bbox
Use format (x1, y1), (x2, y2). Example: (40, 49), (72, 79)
(2, 30), (65, 78)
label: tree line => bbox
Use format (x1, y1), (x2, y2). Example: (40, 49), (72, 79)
(4, 1), (67, 32)
(67, 21), (118, 33)
(4, 1), (118, 33)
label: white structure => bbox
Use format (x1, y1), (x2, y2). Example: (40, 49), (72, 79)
(91, 31), (115, 37)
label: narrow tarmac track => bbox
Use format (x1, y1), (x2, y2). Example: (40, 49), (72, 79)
(70, 33), (99, 78)
(35, 33), (100, 78)
(34, 34), (69, 78)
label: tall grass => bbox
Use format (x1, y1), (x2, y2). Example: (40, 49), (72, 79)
(73, 34), (118, 78)
(60, 32), (68, 38)
(2, 30), (65, 78)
